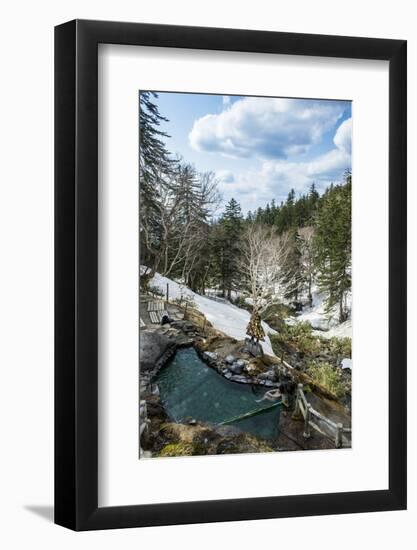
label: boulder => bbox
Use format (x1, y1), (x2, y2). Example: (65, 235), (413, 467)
(243, 339), (264, 357)
(258, 369), (277, 381)
(139, 330), (176, 373)
(225, 354), (236, 365)
(230, 375), (250, 384)
(229, 362), (243, 374)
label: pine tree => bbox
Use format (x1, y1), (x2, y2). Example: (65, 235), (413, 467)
(280, 227), (303, 302)
(139, 92), (174, 271)
(212, 198), (242, 299)
(314, 173), (351, 322)
(298, 226), (316, 308)
(209, 222), (228, 295)
(139, 92), (173, 210)
(309, 183), (319, 210)
(222, 198), (243, 299)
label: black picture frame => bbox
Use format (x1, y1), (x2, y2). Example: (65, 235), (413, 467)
(55, 19), (407, 531)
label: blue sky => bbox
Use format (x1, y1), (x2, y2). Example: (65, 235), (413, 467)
(151, 92), (352, 215)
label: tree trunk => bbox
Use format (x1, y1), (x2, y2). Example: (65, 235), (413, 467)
(339, 295), (345, 323)
(308, 276), (313, 308)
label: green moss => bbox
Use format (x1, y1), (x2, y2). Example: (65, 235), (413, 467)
(328, 336), (351, 357)
(270, 321), (319, 356)
(158, 442), (196, 457)
(216, 434), (273, 455)
(307, 361), (345, 398)
(261, 302), (294, 330)
(270, 321), (351, 378)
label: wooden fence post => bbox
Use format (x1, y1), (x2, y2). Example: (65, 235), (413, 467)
(335, 423), (343, 448)
(303, 404), (312, 439)
(292, 384), (303, 420)
(166, 283), (169, 303)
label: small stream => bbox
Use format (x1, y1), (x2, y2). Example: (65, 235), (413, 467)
(156, 347), (281, 441)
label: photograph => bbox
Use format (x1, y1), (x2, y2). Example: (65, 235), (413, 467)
(139, 91), (352, 458)
(0, 0), (409, 542)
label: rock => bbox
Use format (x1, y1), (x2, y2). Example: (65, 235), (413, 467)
(230, 375), (249, 384)
(229, 362), (243, 374)
(204, 351), (218, 361)
(244, 363), (257, 374)
(225, 354), (236, 365)
(139, 330), (176, 373)
(243, 339), (264, 357)
(258, 369), (277, 381)
(235, 359), (247, 367)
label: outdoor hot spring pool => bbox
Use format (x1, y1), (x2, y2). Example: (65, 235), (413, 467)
(155, 347), (281, 441)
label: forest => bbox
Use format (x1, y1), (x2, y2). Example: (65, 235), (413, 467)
(139, 91), (352, 325)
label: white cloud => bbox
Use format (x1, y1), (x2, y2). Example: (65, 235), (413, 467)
(216, 117), (352, 213)
(189, 97), (345, 160)
(222, 96), (231, 106)
(333, 117), (352, 155)
(216, 169), (235, 183)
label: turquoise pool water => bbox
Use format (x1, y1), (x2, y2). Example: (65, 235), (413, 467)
(156, 347), (280, 441)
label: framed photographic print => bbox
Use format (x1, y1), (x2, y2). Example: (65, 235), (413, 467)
(55, 20), (407, 530)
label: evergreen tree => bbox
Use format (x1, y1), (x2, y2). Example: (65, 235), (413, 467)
(280, 227), (303, 302)
(212, 198), (243, 299)
(139, 92), (174, 270)
(309, 183), (319, 210)
(298, 226), (316, 308)
(139, 92), (173, 210)
(314, 173), (351, 322)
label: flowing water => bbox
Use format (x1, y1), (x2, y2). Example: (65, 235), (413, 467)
(156, 347), (281, 441)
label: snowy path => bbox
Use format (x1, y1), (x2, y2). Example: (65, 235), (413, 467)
(148, 271), (277, 357)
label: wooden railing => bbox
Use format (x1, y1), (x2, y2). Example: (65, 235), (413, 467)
(293, 383), (351, 448)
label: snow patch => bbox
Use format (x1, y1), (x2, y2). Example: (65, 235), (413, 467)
(146, 270), (277, 357)
(289, 287), (352, 339)
(341, 358), (352, 370)
(316, 319), (352, 339)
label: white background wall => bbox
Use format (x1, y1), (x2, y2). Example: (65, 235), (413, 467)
(0, 1), (415, 548)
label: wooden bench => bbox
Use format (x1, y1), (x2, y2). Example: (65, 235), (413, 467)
(148, 309), (170, 324)
(147, 300), (165, 312)
(149, 311), (160, 324)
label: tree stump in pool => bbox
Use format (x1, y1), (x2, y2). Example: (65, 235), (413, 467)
(244, 337), (264, 357)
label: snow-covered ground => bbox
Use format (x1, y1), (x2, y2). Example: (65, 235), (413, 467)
(143, 268), (351, 359)
(146, 270), (277, 357)
(288, 288), (352, 339)
(318, 319), (352, 339)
